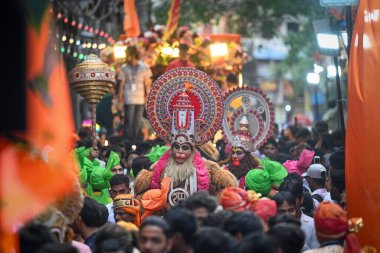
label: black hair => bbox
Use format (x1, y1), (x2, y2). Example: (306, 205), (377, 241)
(223, 211), (263, 237)
(80, 197), (108, 227)
(264, 138), (278, 149)
(135, 141), (153, 156)
(203, 211), (233, 229)
(321, 133), (334, 151)
(77, 127), (91, 140)
(315, 121), (329, 134)
(108, 136), (125, 146)
(140, 216), (172, 239)
(36, 243), (77, 253)
(238, 232), (277, 253)
(125, 45), (139, 60)
(267, 213), (301, 228)
(272, 191), (296, 207)
(329, 150), (345, 170)
(279, 179), (304, 200)
(183, 191), (217, 213)
(287, 126), (298, 138)
(331, 129), (345, 147)
(296, 128), (311, 139)
(312, 176), (326, 187)
(302, 193), (315, 217)
(330, 168), (345, 193)
(110, 174), (130, 187)
(267, 222), (305, 253)
(19, 224), (57, 253)
(193, 227), (235, 253)
(131, 156), (153, 177)
(106, 145), (126, 160)
(226, 73), (238, 84)
(179, 43), (189, 52)
(164, 207), (197, 245)
(126, 150), (140, 159)
(94, 223), (134, 253)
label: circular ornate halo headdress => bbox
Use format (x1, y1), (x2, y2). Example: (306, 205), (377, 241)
(222, 86), (275, 152)
(146, 68), (224, 146)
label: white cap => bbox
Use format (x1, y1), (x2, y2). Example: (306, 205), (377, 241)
(304, 164), (327, 179)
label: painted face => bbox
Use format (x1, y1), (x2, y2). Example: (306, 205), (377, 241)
(263, 143), (278, 160)
(231, 147), (245, 166)
(111, 164), (124, 175)
(138, 225), (169, 253)
(277, 201), (297, 217)
(171, 143), (193, 164)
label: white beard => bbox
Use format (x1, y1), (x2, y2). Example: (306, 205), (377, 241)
(165, 153), (195, 183)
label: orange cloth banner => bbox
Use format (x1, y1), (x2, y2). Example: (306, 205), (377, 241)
(124, 0), (140, 37)
(162, 0), (181, 42)
(1, 1), (77, 251)
(346, 0), (380, 249)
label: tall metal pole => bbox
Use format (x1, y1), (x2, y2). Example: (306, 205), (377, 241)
(334, 56), (345, 134)
(314, 85), (319, 122)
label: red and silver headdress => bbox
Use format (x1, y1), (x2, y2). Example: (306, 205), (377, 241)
(222, 86), (274, 152)
(146, 68), (223, 146)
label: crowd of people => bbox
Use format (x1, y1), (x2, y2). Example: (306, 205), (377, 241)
(17, 63), (362, 253)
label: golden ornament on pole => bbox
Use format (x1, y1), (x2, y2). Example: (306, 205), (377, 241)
(68, 54), (115, 148)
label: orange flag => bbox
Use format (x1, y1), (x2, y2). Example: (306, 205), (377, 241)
(346, 0), (380, 249)
(124, 0), (140, 37)
(0, 1), (77, 250)
(162, 0), (181, 42)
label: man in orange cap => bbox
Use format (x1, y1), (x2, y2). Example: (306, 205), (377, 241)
(304, 202), (362, 253)
(113, 194), (141, 227)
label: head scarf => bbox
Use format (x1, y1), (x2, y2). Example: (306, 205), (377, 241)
(283, 149), (315, 176)
(114, 194), (141, 227)
(145, 145), (170, 163)
(220, 187), (261, 211)
(262, 157), (288, 187)
(245, 169), (272, 196)
(140, 177), (171, 221)
(314, 202), (362, 253)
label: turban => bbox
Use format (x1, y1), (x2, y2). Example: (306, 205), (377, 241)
(145, 145), (170, 163)
(262, 157), (288, 187)
(314, 202), (362, 253)
(245, 169), (272, 196)
(117, 221), (139, 232)
(283, 149), (315, 176)
(140, 177), (171, 221)
(114, 194), (141, 227)
(220, 187), (260, 211)
(251, 198), (277, 223)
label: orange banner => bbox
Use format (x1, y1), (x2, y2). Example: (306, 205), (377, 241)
(1, 1), (77, 250)
(162, 0), (181, 42)
(124, 0), (140, 37)
(346, 0), (380, 250)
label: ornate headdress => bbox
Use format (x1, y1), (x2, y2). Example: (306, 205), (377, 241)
(146, 68), (223, 146)
(222, 86), (274, 152)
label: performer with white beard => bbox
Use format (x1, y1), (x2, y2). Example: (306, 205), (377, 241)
(134, 68), (237, 208)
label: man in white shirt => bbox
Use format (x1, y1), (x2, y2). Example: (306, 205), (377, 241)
(304, 164), (328, 209)
(106, 174), (130, 223)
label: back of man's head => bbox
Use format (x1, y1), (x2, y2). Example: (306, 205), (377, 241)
(267, 222), (305, 253)
(183, 191), (217, 213)
(80, 197), (108, 228)
(223, 211), (263, 238)
(193, 227), (235, 253)
(19, 224), (57, 253)
(164, 207), (197, 245)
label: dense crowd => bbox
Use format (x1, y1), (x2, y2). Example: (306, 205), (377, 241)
(17, 119), (361, 253)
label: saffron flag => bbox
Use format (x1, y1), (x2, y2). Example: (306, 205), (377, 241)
(346, 0), (380, 249)
(0, 1), (77, 251)
(162, 0), (181, 42)
(124, 0), (140, 37)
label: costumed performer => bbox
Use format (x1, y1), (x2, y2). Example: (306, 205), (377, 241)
(134, 68), (237, 208)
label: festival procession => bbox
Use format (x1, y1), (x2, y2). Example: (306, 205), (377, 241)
(1, 0), (379, 252)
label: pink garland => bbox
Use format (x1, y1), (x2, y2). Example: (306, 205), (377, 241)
(151, 150), (210, 191)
